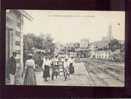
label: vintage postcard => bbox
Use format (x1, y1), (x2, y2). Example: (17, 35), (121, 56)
(5, 10), (125, 86)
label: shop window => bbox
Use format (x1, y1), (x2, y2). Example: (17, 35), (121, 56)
(16, 31), (21, 37)
(17, 22), (21, 28)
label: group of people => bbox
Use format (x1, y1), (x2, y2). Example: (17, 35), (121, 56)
(6, 52), (37, 85)
(23, 54), (75, 85)
(41, 55), (75, 82)
(6, 52), (75, 85)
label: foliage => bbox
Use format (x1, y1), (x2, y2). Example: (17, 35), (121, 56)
(23, 33), (55, 57)
(109, 39), (124, 62)
(109, 39), (121, 52)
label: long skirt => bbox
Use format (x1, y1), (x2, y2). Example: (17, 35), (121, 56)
(9, 74), (15, 85)
(64, 67), (70, 80)
(69, 63), (74, 74)
(43, 65), (50, 78)
(24, 67), (36, 85)
(51, 66), (59, 80)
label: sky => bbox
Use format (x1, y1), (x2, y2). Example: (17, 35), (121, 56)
(23, 10), (125, 44)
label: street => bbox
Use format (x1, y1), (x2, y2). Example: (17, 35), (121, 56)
(35, 60), (124, 86)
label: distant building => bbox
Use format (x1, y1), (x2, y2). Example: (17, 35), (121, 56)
(90, 25), (113, 60)
(80, 39), (89, 48)
(90, 41), (112, 60)
(64, 43), (77, 58)
(76, 48), (90, 58)
(90, 49), (112, 60)
(54, 43), (65, 56)
(75, 39), (90, 58)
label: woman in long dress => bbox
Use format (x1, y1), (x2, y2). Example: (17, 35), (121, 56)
(24, 54), (36, 85)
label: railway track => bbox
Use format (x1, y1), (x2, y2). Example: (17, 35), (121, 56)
(97, 63), (124, 83)
(85, 62), (109, 86)
(84, 60), (124, 86)
(92, 60), (124, 82)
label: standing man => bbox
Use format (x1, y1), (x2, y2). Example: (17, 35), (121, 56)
(8, 52), (17, 85)
(63, 58), (70, 80)
(51, 55), (59, 80)
(69, 57), (75, 74)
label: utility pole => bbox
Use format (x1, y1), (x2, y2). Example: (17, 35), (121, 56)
(108, 24), (112, 60)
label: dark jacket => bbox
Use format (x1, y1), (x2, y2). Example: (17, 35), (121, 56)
(8, 56), (16, 75)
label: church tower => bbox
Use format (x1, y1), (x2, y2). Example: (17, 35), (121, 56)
(108, 24), (112, 42)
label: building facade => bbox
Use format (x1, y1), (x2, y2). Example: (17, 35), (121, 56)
(90, 25), (113, 60)
(6, 10), (32, 84)
(90, 50), (112, 60)
(75, 39), (90, 58)
(6, 10), (24, 68)
(80, 39), (89, 48)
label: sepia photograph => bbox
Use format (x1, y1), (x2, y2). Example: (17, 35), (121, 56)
(5, 10), (125, 86)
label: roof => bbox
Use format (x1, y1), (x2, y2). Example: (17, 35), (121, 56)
(7, 10), (33, 21)
(18, 10), (33, 21)
(92, 40), (109, 49)
(75, 48), (90, 51)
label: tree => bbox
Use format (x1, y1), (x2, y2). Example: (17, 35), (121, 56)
(109, 39), (124, 62)
(23, 33), (56, 57)
(23, 33), (35, 50)
(109, 39), (121, 52)
(33, 35), (43, 49)
(42, 34), (55, 56)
